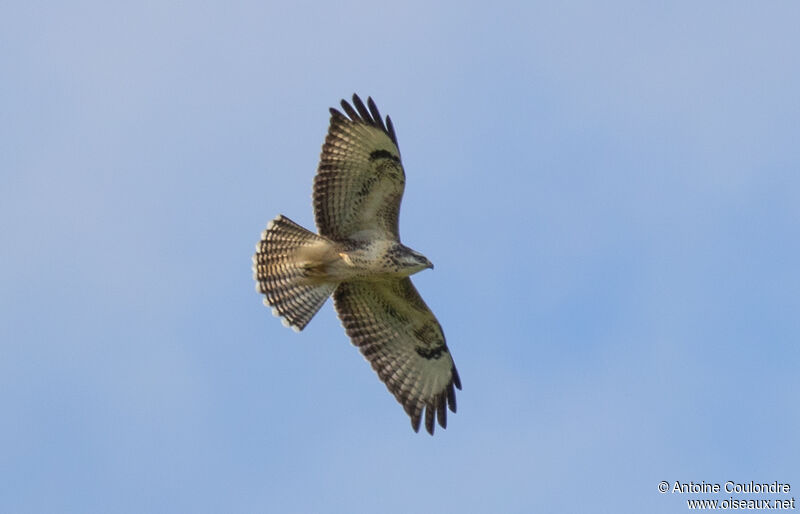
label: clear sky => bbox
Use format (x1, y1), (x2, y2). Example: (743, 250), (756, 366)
(2, 1), (799, 512)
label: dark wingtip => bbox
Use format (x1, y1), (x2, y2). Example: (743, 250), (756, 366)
(437, 398), (447, 428)
(351, 94), (371, 123)
(410, 413), (421, 433)
(425, 405), (435, 435)
(447, 382), (457, 413)
(335, 94), (398, 145)
(452, 366), (462, 390)
(339, 97), (359, 121)
(385, 116), (397, 143)
(366, 96), (388, 134)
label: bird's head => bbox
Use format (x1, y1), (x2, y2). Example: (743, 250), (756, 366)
(395, 245), (434, 275)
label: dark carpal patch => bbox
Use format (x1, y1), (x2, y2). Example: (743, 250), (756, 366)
(413, 324), (447, 360)
(415, 345), (447, 360)
(369, 149), (400, 163)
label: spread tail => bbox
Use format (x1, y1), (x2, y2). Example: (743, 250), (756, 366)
(253, 215), (337, 331)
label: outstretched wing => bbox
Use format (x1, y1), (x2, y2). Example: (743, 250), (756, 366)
(333, 278), (461, 435)
(314, 94), (405, 242)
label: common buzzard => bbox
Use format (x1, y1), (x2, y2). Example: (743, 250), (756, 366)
(253, 94), (460, 435)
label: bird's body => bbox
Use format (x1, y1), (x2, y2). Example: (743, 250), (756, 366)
(253, 94), (460, 434)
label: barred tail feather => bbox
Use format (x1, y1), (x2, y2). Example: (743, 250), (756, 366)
(253, 215), (337, 331)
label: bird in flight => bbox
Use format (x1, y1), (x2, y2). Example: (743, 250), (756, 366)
(253, 94), (460, 434)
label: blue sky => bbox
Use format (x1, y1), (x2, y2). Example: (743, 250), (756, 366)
(2, 1), (799, 512)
